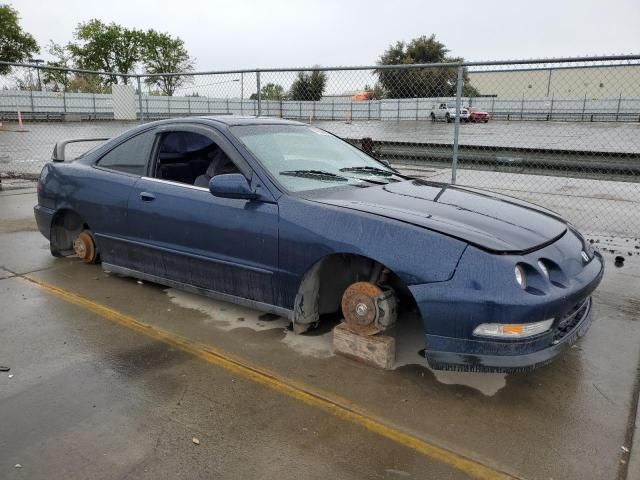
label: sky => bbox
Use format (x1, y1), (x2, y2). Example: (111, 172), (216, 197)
(9, 0), (640, 71)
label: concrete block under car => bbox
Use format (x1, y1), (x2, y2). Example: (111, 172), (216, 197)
(333, 323), (396, 369)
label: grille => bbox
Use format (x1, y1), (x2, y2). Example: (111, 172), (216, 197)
(552, 298), (590, 343)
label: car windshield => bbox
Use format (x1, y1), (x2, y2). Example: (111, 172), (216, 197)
(230, 124), (401, 192)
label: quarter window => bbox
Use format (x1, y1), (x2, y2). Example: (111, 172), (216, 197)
(97, 130), (155, 175)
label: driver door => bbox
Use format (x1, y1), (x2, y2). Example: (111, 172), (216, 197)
(125, 124), (279, 305)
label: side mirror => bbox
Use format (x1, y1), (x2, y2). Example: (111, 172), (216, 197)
(209, 173), (257, 200)
(379, 159), (391, 167)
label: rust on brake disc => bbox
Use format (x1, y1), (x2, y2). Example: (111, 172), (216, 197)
(341, 281), (385, 336)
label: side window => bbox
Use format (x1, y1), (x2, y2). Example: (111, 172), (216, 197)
(97, 130), (155, 176)
(153, 131), (241, 187)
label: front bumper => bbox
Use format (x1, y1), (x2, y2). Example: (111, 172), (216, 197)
(424, 297), (593, 372)
(408, 230), (605, 372)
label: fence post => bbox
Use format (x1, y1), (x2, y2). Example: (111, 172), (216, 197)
(549, 95), (554, 120)
(615, 93), (622, 121)
(415, 97), (419, 121)
(62, 72), (67, 113)
(29, 88), (34, 114)
(240, 72), (244, 115)
(256, 70), (262, 116)
(582, 93), (587, 122)
(451, 65), (464, 185)
(92, 93), (96, 117)
(136, 76), (144, 123)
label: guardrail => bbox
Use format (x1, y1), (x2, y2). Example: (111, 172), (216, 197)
(2, 91), (640, 123)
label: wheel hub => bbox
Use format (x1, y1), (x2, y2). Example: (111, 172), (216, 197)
(73, 231), (97, 263)
(355, 303), (369, 316)
(73, 237), (87, 258)
(341, 282), (397, 336)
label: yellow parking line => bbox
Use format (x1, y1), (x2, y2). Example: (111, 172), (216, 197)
(24, 274), (519, 480)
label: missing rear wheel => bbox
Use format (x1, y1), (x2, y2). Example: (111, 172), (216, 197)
(73, 230), (98, 264)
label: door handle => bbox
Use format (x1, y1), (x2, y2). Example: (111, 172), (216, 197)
(139, 192), (155, 202)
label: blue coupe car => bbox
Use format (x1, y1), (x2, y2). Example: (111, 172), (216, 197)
(34, 117), (604, 372)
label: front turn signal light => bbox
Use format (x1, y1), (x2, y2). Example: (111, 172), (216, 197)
(473, 319), (554, 339)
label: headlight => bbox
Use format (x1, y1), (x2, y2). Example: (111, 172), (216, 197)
(537, 260), (549, 279)
(473, 319), (554, 339)
(514, 265), (526, 289)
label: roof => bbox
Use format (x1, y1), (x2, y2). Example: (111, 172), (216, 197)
(116, 116), (305, 137)
(200, 115), (304, 126)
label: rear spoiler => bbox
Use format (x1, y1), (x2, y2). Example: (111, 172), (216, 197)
(52, 137), (111, 162)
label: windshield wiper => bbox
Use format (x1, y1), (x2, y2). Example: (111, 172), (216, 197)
(341, 166), (411, 182)
(339, 166), (394, 176)
(280, 170), (349, 182)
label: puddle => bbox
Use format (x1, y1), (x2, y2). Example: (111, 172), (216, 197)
(393, 312), (507, 396)
(429, 370), (507, 396)
(167, 288), (506, 393)
(166, 288), (333, 359)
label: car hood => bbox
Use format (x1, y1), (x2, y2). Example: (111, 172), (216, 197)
(305, 180), (567, 253)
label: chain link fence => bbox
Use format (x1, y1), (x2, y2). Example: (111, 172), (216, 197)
(1, 56), (639, 237)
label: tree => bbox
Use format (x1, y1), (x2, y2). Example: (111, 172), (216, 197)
(259, 83), (285, 100)
(67, 19), (143, 85)
(0, 4), (39, 75)
(42, 42), (72, 91)
(376, 35), (478, 98)
(41, 41), (106, 93)
(141, 29), (194, 96)
(289, 69), (327, 101)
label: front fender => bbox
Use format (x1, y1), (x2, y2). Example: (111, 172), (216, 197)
(276, 195), (467, 308)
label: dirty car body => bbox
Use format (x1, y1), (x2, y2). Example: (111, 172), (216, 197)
(34, 117), (604, 372)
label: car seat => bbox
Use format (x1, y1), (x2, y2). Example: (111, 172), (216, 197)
(194, 149), (238, 188)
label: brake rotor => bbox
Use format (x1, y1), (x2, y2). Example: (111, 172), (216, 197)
(341, 281), (396, 336)
(73, 230), (97, 263)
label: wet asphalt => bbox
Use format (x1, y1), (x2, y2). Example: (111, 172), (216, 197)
(1, 189), (639, 480)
